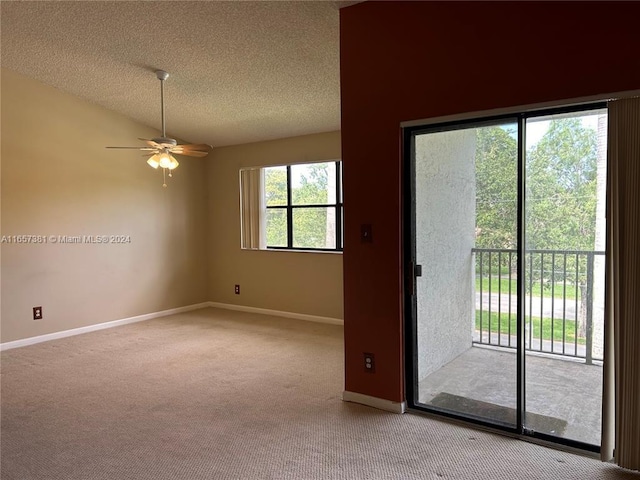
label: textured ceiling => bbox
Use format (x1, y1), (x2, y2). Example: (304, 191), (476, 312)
(1, 1), (356, 147)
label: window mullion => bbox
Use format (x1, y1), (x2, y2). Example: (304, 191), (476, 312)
(286, 165), (293, 248)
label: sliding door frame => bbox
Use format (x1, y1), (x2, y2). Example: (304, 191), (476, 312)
(403, 102), (607, 453)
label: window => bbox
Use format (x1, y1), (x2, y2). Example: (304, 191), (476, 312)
(240, 161), (343, 251)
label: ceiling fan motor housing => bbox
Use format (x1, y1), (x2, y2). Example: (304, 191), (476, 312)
(152, 137), (177, 146)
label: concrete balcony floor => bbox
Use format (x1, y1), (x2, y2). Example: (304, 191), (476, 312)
(417, 345), (603, 446)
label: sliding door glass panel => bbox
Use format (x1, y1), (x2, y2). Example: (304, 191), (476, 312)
(414, 122), (518, 428)
(524, 109), (607, 446)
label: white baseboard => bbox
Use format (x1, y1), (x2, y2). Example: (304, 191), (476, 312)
(0, 302), (211, 351)
(208, 301), (343, 326)
(1, 301), (342, 351)
(342, 391), (406, 414)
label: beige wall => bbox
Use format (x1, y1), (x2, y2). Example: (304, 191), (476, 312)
(1, 69), (208, 343)
(0, 69), (343, 344)
(207, 132), (343, 320)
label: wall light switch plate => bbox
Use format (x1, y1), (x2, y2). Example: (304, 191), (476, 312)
(361, 224), (373, 243)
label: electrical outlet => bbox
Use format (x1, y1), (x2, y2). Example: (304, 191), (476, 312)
(33, 306), (43, 320)
(234, 284), (240, 295)
(363, 352), (375, 373)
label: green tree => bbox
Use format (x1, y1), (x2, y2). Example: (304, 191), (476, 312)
(475, 119), (598, 252)
(292, 163), (329, 204)
(475, 126), (518, 249)
(525, 118), (598, 335)
(475, 119), (598, 299)
(526, 118), (597, 251)
(291, 163), (333, 248)
(264, 163), (335, 248)
(264, 167), (287, 247)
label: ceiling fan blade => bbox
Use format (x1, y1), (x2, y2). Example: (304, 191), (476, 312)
(172, 150), (209, 158)
(106, 146), (157, 151)
(138, 138), (160, 148)
(171, 143), (211, 157)
(174, 144), (212, 152)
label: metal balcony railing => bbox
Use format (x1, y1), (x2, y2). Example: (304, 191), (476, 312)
(472, 248), (605, 363)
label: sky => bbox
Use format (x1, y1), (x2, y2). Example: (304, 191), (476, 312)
(499, 108), (606, 149)
(525, 110), (605, 149)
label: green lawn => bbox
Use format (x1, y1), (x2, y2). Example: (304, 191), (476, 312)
(475, 276), (577, 300)
(475, 310), (584, 345)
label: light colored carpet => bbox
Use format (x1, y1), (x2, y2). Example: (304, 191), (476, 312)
(1, 307), (637, 480)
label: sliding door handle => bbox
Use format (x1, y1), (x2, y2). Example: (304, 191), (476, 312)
(408, 263), (423, 296)
(414, 264), (422, 277)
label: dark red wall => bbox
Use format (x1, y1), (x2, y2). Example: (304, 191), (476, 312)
(340, 1), (640, 402)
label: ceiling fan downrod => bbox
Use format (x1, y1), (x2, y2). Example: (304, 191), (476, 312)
(157, 70), (169, 140)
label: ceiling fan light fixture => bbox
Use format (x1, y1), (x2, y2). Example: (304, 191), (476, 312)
(147, 154), (161, 169)
(158, 151), (176, 169)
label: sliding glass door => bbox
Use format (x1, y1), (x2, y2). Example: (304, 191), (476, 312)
(523, 109), (607, 446)
(409, 120), (519, 429)
(404, 104), (607, 451)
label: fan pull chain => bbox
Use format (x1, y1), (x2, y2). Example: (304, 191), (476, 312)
(163, 168), (167, 188)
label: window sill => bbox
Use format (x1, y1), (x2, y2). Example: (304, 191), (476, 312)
(241, 247), (343, 255)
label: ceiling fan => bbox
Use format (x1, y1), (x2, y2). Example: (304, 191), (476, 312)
(106, 70), (212, 187)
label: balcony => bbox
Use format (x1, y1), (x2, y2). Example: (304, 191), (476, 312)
(417, 248), (605, 447)
(473, 247), (605, 363)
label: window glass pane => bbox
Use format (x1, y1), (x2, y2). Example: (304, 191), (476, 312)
(291, 162), (336, 206)
(340, 206), (344, 249)
(339, 162), (343, 203)
(264, 166), (287, 206)
(293, 207), (336, 249)
(266, 208), (287, 247)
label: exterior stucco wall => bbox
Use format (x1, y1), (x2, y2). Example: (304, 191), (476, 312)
(415, 129), (476, 381)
